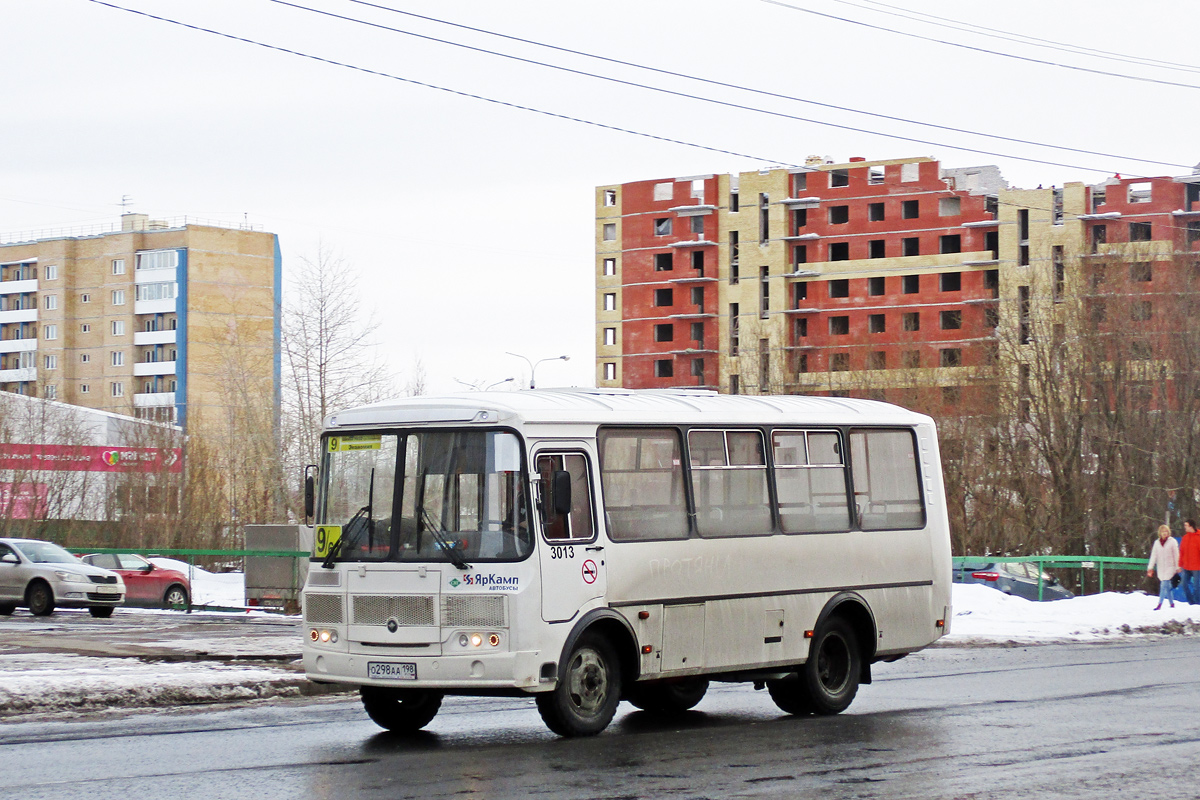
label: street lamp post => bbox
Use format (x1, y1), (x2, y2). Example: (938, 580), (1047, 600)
(506, 352), (570, 389)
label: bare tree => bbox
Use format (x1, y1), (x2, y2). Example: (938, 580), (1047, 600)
(281, 246), (394, 489)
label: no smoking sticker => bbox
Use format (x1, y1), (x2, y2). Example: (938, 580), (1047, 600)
(581, 559), (598, 584)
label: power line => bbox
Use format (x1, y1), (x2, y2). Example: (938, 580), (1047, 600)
(253, 0), (1183, 175)
(834, 0), (1200, 75)
(761, 0), (1200, 92)
(80, 0), (790, 166)
(325, 0), (1190, 171)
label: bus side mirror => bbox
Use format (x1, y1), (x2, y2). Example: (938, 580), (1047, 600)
(303, 464), (318, 522)
(552, 470), (572, 516)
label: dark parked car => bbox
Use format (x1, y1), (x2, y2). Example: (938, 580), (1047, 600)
(0, 538), (125, 617)
(953, 561), (1074, 601)
(80, 553), (191, 609)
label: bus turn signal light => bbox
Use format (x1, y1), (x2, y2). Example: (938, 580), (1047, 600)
(641, 645), (653, 654)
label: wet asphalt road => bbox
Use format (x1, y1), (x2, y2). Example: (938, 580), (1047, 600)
(2, 637), (1198, 800)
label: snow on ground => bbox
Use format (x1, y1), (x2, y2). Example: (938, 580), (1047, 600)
(149, 557), (246, 607)
(0, 653), (311, 717)
(946, 583), (1200, 643)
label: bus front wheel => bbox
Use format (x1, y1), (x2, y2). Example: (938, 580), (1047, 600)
(768, 616), (860, 716)
(360, 686), (443, 733)
(537, 633), (622, 736)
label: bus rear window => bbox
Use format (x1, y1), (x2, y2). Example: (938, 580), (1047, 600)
(599, 428), (688, 541)
(850, 429), (925, 530)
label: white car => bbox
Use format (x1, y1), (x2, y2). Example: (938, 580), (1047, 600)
(0, 538), (125, 617)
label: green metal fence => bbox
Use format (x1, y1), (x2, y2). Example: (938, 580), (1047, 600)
(952, 555), (1149, 601)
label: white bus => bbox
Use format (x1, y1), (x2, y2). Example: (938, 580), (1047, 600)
(301, 389), (952, 737)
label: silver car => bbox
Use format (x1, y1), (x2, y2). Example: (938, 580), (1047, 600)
(0, 538), (125, 617)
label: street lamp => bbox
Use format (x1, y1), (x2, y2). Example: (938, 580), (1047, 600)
(485, 377), (515, 391)
(506, 352), (570, 389)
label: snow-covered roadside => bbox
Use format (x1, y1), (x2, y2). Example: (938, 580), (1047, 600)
(945, 582), (1200, 644)
(0, 653), (318, 717)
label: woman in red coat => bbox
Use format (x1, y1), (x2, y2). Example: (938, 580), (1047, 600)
(1178, 519), (1200, 604)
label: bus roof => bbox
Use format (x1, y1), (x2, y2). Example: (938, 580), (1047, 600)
(325, 388), (934, 431)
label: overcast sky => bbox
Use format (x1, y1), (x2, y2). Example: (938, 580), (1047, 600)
(3, 0), (1198, 395)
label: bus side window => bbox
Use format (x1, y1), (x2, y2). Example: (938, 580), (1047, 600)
(849, 429), (925, 530)
(598, 428), (689, 541)
(537, 453), (595, 541)
(773, 430), (851, 533)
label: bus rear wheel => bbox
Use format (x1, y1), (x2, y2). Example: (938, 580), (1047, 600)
(768, 616), (860, 716)
(537, 633), (622, 737)
(360, 686), (443, 733)
(626, 678), (709, 713)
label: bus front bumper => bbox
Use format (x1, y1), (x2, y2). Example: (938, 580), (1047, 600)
(303, 648), (547, 691)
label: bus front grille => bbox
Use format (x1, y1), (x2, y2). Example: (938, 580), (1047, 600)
(353, 595), (436, 626)
(304, 593), (344, 624)
(442, 594), (505, 627)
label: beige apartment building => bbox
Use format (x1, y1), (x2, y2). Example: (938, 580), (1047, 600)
(0, 213), (280, 433)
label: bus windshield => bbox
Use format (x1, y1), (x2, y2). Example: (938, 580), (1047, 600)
(318, 429), (532, 564)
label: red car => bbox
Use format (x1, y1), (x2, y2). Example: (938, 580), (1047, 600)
(81, 553), (191, 609)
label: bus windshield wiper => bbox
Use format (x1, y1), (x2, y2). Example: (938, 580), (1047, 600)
(322, 469), (375, 569)
(421, 507), (471, 571)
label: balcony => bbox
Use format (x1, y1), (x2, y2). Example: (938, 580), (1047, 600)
(134, 360), (177, 377)
(0, 367), (36, 382)
(0, 337), (38, 354)
(668, 204), (715, 216)
(670, 239), (717, 248)
(134, 298), (177, 315)
(0, 279), (37, 295)
(133, 329), (178, 346)
(134, 391), (176, 408)
(669, 275), (718, 285)
(0, 309), (37, 324)
(782, 196), (821, 207)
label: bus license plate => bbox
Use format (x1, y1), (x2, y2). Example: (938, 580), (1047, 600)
(368, 661), (416, 680)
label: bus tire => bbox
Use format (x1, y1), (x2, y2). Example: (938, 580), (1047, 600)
(768, 616), (860, 716)
(537, 632), (622, 736)
(360, 686), (443, 733)
(626, 678), (709, 713)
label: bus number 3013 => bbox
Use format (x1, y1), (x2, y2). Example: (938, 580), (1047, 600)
(549, 545), (575, 559)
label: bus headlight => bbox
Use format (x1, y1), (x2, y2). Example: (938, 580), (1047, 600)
(310, 628), (339, 644)
(470, 633), (483, 648)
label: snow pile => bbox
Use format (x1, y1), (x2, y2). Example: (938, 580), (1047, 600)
(0, 653), (311, 717)
(947, 583), (1200, 643)
(149, 558), (246, 607)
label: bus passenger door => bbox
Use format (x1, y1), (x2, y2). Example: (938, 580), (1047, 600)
(535, 450), (605, 623)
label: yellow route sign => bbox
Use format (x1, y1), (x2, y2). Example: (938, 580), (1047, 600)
(326, 435), (382, 452)
(314, 525), (342, 558)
